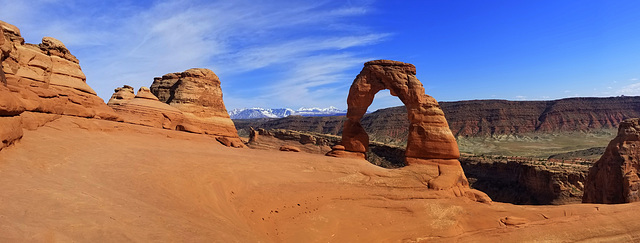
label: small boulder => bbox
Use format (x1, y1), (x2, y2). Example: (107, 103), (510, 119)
(280, 145), (301, 152)
(216, 136), (245, 148)
(331, 145), (346, 150)
(500, 216), (528, 226)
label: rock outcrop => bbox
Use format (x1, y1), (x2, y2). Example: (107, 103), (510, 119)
(328, 60), (459, 160)
(0, 20), (117, 120)
(106, 85), (135, 106)
(150, 68), (243, 146)
(0, 20), (118, 151)
(461, 156), (587, 205)
(246, 128), (337, 154)
(0, 85), (24, 151)
(279, 145), (301, 152)
(326, 60), (489, 202)
(583, 118), (640, 204)
(108, 86), (185, 130)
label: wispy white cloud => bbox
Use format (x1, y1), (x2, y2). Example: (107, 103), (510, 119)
(618, 83), (640, 96)
(1, 0), (389, 109)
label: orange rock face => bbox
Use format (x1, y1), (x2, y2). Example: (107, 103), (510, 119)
(0, 20), (119, 151)
(338, 60), (459, 159)
(108, 86), (185, 130)
(279, 145), (301, 152)
(0, 20), (118, 121)
(150, 68), (243, 145)
(583, 118), (640, 204)
(328, 60), (486, 200)
(106, 85), (135, 106)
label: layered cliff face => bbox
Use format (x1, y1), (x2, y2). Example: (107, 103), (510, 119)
(150, 68), (240, 140)
(444, 97), (639, 136)
(235, 96), (640, 145)
(461, 157), (587, 205)
(0, 21), (117, 120)
(583, 118), (640, 204)
(0, 20), (118, 151)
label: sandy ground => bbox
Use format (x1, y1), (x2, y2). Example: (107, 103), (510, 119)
(1, 115), (640, 242)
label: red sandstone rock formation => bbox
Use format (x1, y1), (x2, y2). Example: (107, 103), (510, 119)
(279, 145), (301, 152)
(106, 85), (135, 106)
(327, 60), (489, 201)
(583, 118), (640, 204)
(108, 86), (185, 130)
(150, 68), (243, 147)
(0, 20), (118, 151)
(0, 85), (24, 151)
(0, 20), (117, 120)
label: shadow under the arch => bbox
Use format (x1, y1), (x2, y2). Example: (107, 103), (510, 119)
(365, 143), (407, 169)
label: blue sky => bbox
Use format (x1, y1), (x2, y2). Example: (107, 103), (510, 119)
(2, 0), (640, 111)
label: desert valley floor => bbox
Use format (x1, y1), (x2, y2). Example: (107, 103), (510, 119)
(1, 115), (640, 242)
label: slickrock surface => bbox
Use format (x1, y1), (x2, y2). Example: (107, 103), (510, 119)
(1, 115), (640, 242)
(583, 118), (640, 203)
(108, 86), (185, 130)
(150, 68), (243, 146)
(327, 60), (486, 201)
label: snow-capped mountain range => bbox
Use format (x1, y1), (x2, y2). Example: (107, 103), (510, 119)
(229, 106), (347, 119)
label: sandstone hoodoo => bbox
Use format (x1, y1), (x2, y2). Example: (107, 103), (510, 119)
(150, 68), (243, 147)
(106, 85), (135, 106)
(1, 20), (118, 151)
(0, 21), (117, 120)
(583, 118), (640, 204)
(327, 60), (489, 201)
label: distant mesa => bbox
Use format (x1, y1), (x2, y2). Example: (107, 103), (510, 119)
(583, 118), (640, 204)
(327, 59), (490, 202)
(234, 95), (640, 148)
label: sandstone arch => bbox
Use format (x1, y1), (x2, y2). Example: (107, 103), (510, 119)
(328, 60), (486, 197)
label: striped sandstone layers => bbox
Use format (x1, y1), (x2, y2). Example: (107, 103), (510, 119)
(0, 20), (118, 151)
(150, 68), (243, 147)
